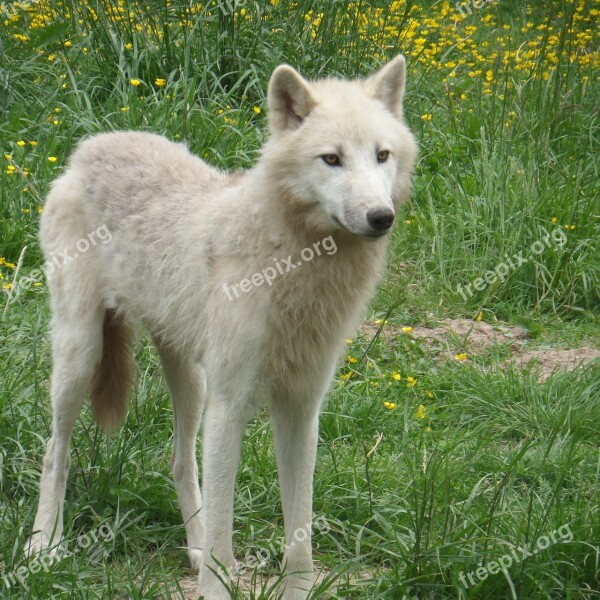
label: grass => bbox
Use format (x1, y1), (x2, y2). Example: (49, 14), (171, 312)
(1, 0), (599, 598)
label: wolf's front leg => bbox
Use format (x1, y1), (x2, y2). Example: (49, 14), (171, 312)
(271, 397), (321, 600)
(199, 398), (246, 600)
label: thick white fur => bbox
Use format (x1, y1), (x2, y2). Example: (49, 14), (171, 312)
(27, 56), (418, 599)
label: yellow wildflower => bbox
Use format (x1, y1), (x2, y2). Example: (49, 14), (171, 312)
(392, 372), (401, 381)
(155, 78), (166, 87)
(48, 156), (57, 163)
(347, 356), (358, 364)
(455, 353), (468, 361)
(406, 376), (417, 388)
(383, 401), (397, 410)
(415, 405), (426, 419)
(402, 326), (413, 333)
(253, 106), (261, 114)
(17, 140), (26, 147)
(130, 78), (142, 86)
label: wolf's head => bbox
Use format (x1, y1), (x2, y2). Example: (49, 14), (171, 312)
(263, 56), (418, 239)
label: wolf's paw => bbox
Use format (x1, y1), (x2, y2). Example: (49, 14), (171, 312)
(281, 574), (315, 600)
(199, 561), (233, 600)
(281, 587), (312, 600)
(198, 579), (231, 600)
(23, 532), (54, 558)
(188, 547), (203, 570)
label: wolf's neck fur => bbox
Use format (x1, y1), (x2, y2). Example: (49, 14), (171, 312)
(235, 166), (389, 385)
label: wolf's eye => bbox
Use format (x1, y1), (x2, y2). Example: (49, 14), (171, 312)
(377, 150), (390, 163)
(322, 154), (341, 167)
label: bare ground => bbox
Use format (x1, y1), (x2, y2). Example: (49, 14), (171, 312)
(172, 569), (332, 600)
(361, 318), (599, 380)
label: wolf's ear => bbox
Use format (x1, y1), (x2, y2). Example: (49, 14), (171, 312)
(366, 55), (407, 118)
(268, 65), (318, 134)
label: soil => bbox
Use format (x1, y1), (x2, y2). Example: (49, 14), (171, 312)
(174, 569), (331, 599)
(360, 318), (599, 381)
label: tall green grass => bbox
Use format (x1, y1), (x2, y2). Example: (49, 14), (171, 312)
(1, 1), (599, 598)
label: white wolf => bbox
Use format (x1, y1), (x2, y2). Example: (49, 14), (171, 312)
(27, 56), (417, 599)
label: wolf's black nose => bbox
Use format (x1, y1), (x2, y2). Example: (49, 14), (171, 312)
(367, 209), (395, 231)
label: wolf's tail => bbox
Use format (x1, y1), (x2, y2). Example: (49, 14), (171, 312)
(91, 309), (134, 433)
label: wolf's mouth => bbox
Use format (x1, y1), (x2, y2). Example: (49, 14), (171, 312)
(332, 216), (388, 239)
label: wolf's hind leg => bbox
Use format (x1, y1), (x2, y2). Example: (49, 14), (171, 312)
(157, 345), (205, 569)
(26, 304), (104, 556)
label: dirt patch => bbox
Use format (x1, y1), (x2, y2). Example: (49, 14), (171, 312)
(360, 318), (599, 380)
(410, 318), (529, 350)
(171, 569), (331, 599)
(512, 347), (600, 380)
(360, 318), (529, 352)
